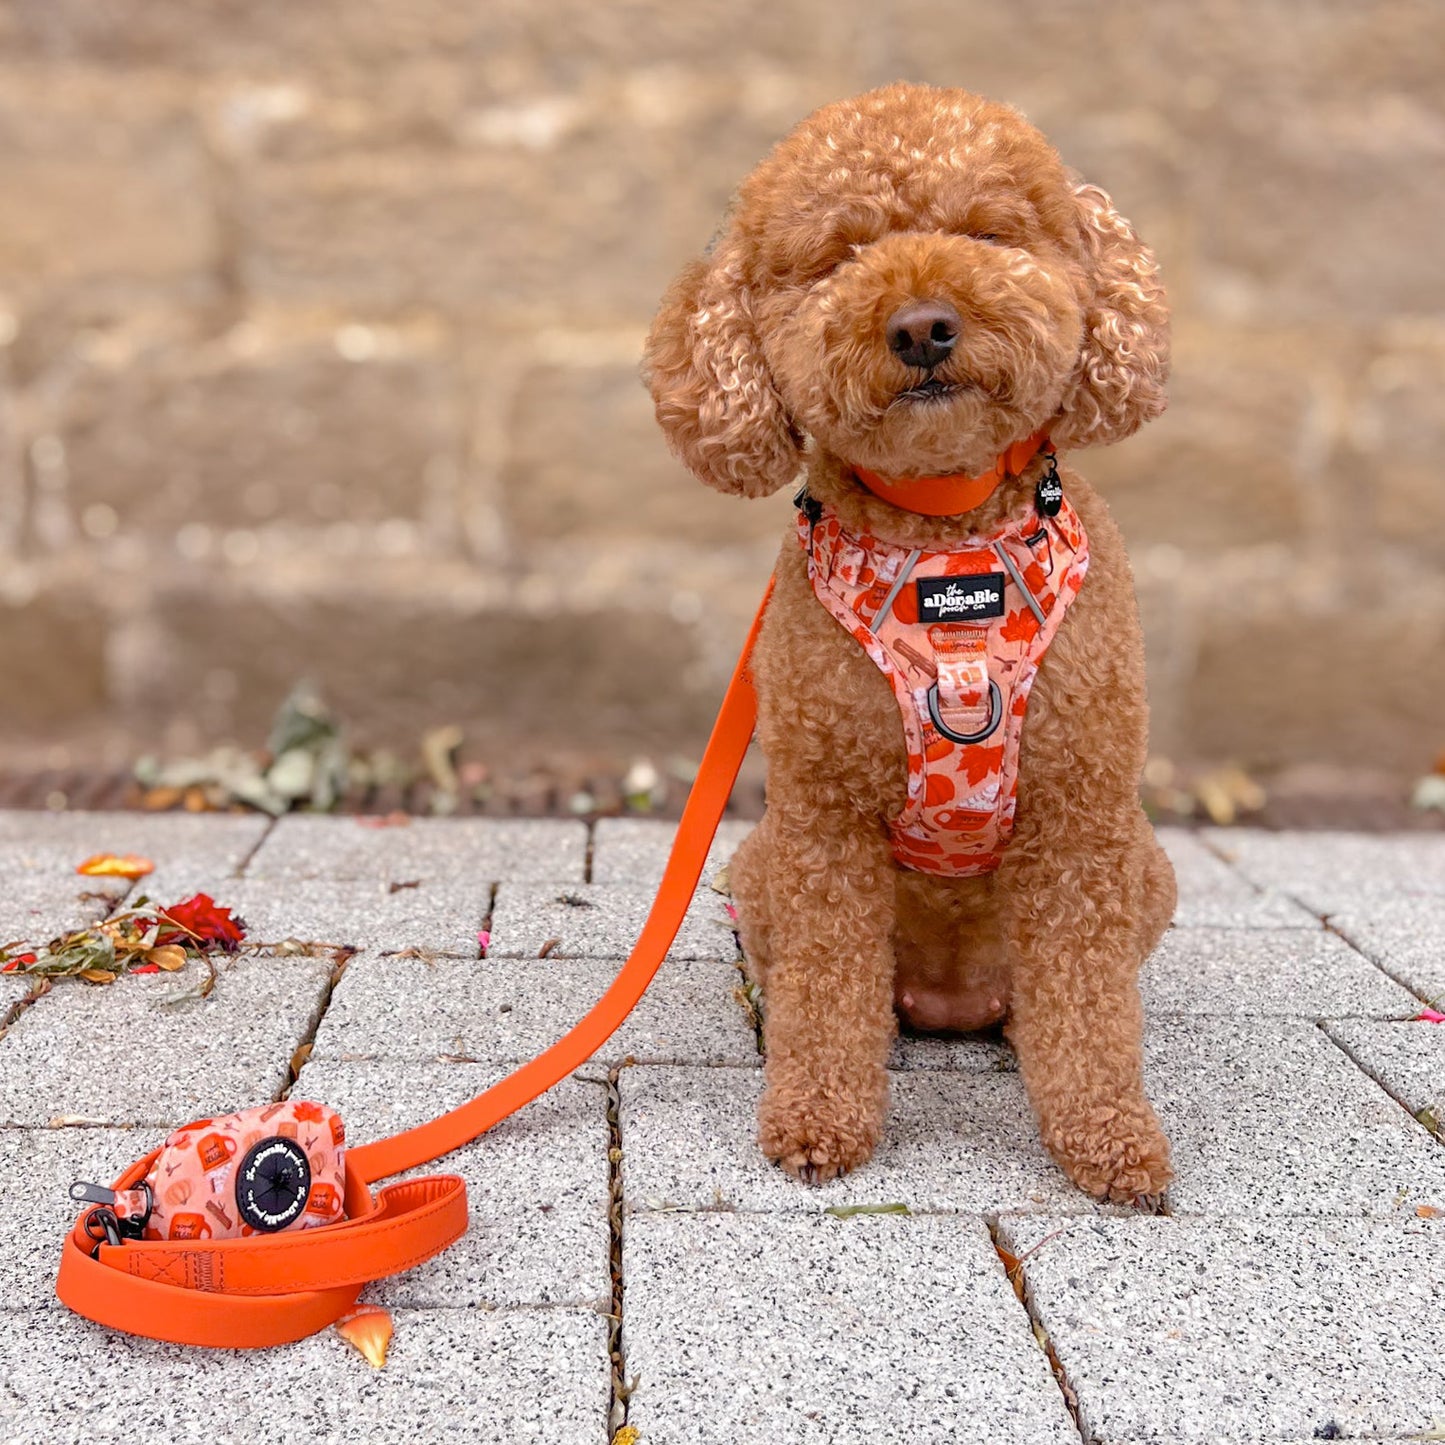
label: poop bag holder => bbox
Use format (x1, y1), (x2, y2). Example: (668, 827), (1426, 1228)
(54, 580), (773, 1350)
(71, 1101), (348, 1246)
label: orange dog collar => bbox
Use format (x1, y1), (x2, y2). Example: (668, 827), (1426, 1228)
(851, 430), (1050, 516)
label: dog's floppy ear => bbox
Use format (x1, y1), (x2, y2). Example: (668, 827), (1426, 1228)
(644, 234), (803, 498)
(1051, 182), (1170, 450)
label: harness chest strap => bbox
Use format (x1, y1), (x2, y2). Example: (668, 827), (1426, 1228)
(55, 582), (775, 1350)
(801, 488), (1090, 878)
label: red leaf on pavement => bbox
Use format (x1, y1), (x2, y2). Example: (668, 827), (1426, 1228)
(155, 894), (246, 951)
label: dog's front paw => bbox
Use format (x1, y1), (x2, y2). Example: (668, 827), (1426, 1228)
(1042, 1098), (1172, 1205)
(757, 1075), (885, 1185)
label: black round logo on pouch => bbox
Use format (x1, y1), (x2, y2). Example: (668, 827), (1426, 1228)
(235, 1136), (312, 1232)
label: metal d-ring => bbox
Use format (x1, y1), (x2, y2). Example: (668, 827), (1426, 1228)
(927, 678), (1003, 745)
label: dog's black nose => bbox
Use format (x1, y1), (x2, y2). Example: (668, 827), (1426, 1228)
(878, 294), (959, 367)
(886, 299), (961, 371)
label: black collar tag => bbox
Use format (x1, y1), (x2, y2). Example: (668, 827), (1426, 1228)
(917, 573), (1006, 623)
(1035, 453), (1063, 518)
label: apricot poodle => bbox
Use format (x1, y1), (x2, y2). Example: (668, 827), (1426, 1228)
(645, 83), (1176, 1203)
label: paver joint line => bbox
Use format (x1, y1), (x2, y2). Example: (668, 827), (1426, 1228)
(985, 1219), (1088, 1442)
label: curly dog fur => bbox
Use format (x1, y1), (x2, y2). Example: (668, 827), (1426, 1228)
(645, 83), (1177, 1202)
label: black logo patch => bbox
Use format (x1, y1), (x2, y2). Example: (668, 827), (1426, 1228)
(917, 573), (1007, 623)
(235, 1136), (312, 1232)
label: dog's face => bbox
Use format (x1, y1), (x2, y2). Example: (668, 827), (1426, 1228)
(646, 84), (1169, 497)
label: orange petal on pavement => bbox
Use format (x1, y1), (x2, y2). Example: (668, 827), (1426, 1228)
(76, 854), (155, 880)
(335, 1304), (393, 1368)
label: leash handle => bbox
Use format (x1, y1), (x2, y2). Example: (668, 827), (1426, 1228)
(55, 577), (772, 1348)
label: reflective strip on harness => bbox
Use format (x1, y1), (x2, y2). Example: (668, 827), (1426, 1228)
(802, 497), (1089, 877)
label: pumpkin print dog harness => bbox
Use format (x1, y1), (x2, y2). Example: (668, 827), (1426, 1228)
(800, 441), (1089, 877)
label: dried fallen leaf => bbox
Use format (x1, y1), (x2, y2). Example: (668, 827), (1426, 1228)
(1412, 774), (1445, 814)
(538, 937), (561, 958)
(145, 945), (188, 972)
(421, 724), (464, 797)
(611, 1428), (640, 1445)
(76, 854), (154, 880)
(335, 1304), (393, 1368)
(356, 812), (411, 829)
(824, 1202), (911, 1218)
(1417, 1204), (1441, 1219)
(290, 1042), (314, 1081)
(77, 968), (118, 985)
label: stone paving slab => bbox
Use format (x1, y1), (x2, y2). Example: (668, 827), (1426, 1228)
(0, 1305), (611, 1445)
(997, 1214), (1445, 1441)
(310, 954), (758, 1067)
(1098, 1439), (1387, 1444)
(590, 816), (753, 887)
(1206, 826), (1445, 914)
(0, 954), (333, 1126)
(620, 1021), (1445, 1222)
(245, 814), (587, 884)
(620, 1064), (1085, 1215)
(624, 1211), (1079, 1444)
(1158, 828), (1318, 929)
(0, 811), (270, 888)
(1329, 895), (1445, 1006)
(294, 1059), (610, 1309)
(488, 882), (737, 961)
(214, 877), (488, 957)
(0, 1126), (166, 1311)
(1328, 1019), (1445, 1119)
(1141, 926), (1417, 1017)
(1, 975), (38, 1018)
(890, 1029), (1017, 1071)
(1144, 1019), (1445, 1217)
(0, 873), (129, 950)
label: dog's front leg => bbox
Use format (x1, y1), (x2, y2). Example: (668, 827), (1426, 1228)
(751, 804), (897, 1185)
(1001, 815), (1172, 1204)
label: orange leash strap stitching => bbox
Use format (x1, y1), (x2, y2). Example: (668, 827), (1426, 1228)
(55, 577), (773, 1348)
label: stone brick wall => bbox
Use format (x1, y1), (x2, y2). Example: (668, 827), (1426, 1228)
(0, 0), (1441, 777)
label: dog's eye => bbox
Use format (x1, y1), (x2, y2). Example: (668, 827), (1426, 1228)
(971, 232), (1002, 245)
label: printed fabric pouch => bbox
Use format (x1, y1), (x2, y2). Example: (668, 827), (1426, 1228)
(73, 1101), (347, 1245)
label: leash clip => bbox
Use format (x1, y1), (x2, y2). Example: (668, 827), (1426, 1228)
(83, 1207), (124, 1259)
(72, 1179), (153, 1244)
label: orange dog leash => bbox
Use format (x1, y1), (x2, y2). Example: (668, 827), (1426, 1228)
(55, 580), (774, 1349)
